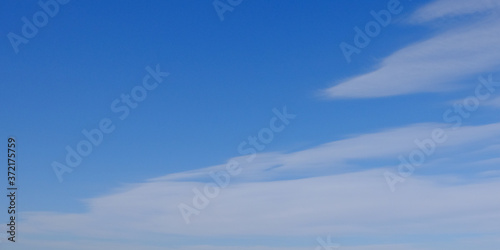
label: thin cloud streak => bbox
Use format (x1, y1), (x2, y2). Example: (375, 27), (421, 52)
(324, 0), (500, 99)
(408, 0), (500, 23)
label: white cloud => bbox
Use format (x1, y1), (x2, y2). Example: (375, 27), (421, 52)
(8, 240), (429, 250)
(16, 122), (500, 249)
(16, 170), (500, 249)
(485, 95), (500, 107)
(408, 0), (500, 23)
(324, 0), (500, 98)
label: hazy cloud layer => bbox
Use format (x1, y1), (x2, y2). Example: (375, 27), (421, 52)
(16, 122), (500, 249)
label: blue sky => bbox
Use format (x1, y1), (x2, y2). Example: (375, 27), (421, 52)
(2, 0), (500, 249)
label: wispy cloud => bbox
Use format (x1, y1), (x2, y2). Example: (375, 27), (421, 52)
(408, 0), (500, 23)
(485, 96), (500, 107)
(17, 122), (500, 249)
(324, 0), (500, 98)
